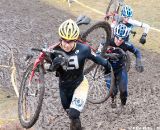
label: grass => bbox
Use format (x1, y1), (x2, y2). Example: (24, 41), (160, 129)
(0, 88), (18, 126)
(0, 88), (35, 129)
(41, 0), (160, 53)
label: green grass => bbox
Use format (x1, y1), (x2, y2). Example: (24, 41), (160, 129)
(41, 0), (160, 53)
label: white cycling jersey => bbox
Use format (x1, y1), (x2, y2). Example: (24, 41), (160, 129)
(111, 15), (150, 34)
(127, 18), (150, 34)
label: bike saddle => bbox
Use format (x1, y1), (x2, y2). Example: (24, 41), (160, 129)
(76, 15), (91, 26)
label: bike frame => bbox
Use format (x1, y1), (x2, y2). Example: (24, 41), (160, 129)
(29, 52), (46, 85)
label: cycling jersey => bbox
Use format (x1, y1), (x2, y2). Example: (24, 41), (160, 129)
(52, 42), (110, 87)
(51, 41), (111, 112)
(111, 15), (150, 35)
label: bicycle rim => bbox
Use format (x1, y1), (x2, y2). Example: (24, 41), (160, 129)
(82, 21), (111, 75)
(18, 63), (45, 128)
(86, 64), (115, 104)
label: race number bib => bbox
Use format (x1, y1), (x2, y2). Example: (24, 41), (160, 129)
(67, 56), (79, 70)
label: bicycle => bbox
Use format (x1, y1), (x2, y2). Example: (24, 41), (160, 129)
(18, 15), (115, 128)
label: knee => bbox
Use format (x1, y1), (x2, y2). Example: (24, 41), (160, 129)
(67, 108), (80, 119)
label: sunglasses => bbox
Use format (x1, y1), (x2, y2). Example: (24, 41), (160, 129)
(61, 38), (76, 43)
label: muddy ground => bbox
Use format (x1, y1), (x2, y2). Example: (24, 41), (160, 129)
(0, 0), (160, 130)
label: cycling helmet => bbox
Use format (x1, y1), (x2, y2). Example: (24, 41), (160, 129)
(121, 5), (133, 17)
(114, 24), (129, 39)
(58, 19), (80, 40)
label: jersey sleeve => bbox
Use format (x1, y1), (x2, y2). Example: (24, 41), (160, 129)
(128, 18), (150, 34)
(126, 42), (142, 59)
(86, 47), (111, 72)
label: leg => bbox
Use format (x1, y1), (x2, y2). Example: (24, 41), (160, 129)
(69, 77), (89, 130)
(68, 108), (81, 130)
(59, 88), (73, 110)
(105, 73), (118, 97)
(106, 72), (118, 108)
(60, 87), (82, 130)
(118, 67), (128, 106)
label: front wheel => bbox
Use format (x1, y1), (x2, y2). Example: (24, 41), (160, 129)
(18, 63), (45, 128)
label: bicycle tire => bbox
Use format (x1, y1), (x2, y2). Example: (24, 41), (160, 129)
(82, 21), (111, 75)
(18, 63), (45, 128)
(86, 63), (115, 104)
(81, 21), (115, 104)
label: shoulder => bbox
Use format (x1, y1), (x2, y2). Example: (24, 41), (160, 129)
(124, 42), (132, 46)
(124, 42), (136, 50)
(76, 42), (90, 52)
(76, 42), (97, 57)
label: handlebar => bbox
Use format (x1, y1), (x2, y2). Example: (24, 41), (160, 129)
(31, 48), (69, 59)
(105, 47), (127, 60)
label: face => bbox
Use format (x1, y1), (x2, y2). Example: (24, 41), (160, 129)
(114, 36), (124, 46)
(122, 17), (129, 23)
(60, 39), (76, 52)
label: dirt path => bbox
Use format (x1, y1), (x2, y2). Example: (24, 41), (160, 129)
(0, 0), (160, 130)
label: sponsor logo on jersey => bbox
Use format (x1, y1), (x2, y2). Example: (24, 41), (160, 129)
(75, 50), (79, 54)
(91, 50), (96, 56)
(72, 97), (84, 107)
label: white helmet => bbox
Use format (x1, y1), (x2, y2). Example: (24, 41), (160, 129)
(121, 5), (133, 17)
(114, 24), (129, 39)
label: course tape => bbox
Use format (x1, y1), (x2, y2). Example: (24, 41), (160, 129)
(69, 0), (160, 32)
(10, 49), (19, 97)
(0, 49), (19, 98)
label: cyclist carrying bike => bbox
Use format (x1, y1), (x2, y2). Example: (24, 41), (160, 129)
(104, 23), (144, 109)
(48, 19), (111, 130)
(107, 4), (150, 44)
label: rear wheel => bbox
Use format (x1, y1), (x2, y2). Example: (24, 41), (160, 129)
(81, 21), (111, 75)
(18, 63), (45, 128)
(82, 21), (115, 104)
(86, 65), (115, 104)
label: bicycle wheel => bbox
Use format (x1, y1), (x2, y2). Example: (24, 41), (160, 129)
(86, 64), (115, 104)
(81, 21), (111, 74)
(18, 63), (45, 128)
